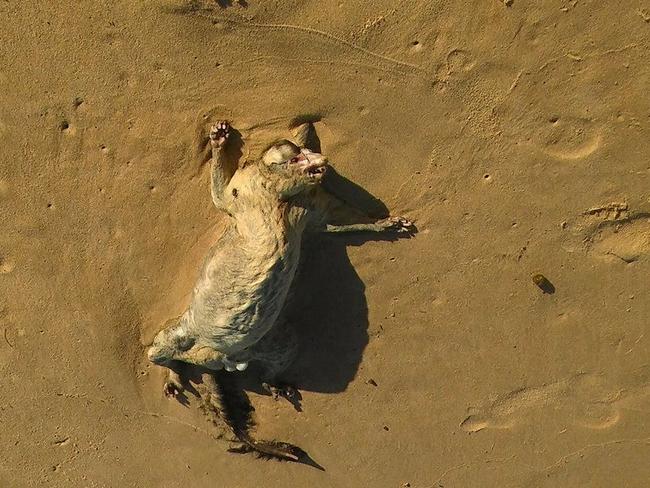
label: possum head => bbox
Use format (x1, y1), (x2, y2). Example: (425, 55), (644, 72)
(260, 140), (327, 199)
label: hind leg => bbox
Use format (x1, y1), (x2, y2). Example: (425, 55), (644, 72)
(262, 382), (299, 404)
(158, 346), (231, 399)
(262, 371), (298, 403)
(259, 342), (298, 402)
(161, 360), (199, 405)
(238, 319), (299, 404)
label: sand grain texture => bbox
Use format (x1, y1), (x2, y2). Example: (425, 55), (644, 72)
(1, 0), (649, 486)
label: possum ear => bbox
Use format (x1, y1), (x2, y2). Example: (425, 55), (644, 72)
(290, 120), (322, 153)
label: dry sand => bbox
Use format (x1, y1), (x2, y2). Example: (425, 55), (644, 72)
(1, 0), (650, 486)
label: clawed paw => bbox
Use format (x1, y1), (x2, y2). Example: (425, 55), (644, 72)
(262, 382), (297, 401)
(209, 121), (230, 148)
(378, 216), (415, 234)
(163, 380), (184, 398)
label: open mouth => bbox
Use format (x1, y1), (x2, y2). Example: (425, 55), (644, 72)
(303, 163), (327, 177)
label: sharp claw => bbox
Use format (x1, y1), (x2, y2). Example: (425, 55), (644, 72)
(390, 217), (414, 232)
(164, 383), (182, 398)
(378, 216), (414, 232)
(262, 382), (296, 401)
(209, 121), (231, 146)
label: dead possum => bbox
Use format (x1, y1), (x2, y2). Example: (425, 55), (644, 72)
(147, 120), (413, 463)
(148, 121), (331, 381)
(148, 120), (412, 392)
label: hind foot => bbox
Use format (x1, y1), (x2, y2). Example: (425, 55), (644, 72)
(163, 370), (184, 398)
(263, 382), (302, 411)
(262, 382), (297, 401)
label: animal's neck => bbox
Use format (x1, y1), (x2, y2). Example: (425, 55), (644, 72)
(236, 199), (292, 257)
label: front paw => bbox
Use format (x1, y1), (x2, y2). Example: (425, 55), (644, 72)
(377, 216), (415, 233)
(209, 121), (230, 148)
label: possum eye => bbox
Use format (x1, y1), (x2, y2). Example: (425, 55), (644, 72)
(289, 156), (300, 164)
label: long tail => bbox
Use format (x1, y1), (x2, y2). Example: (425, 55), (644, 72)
(199, 370), (324, 470)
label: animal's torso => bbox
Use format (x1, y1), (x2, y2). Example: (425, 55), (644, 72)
(184, 195), (311, 355)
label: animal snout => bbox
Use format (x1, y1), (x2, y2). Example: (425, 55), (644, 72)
(299, 152), (328, 178)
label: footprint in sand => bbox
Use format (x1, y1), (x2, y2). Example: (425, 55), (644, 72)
(0, 253), (15, 274)
(460, 373), (632, 433)
(435, 49), (476, 85)
(561, 202), (650, 262)
(535, 116), (601, 161)
(588, 215), (650, 263)
(446, 49), (475, 74)
(563, 202), (650, 263)
(0, 179), (9, 200)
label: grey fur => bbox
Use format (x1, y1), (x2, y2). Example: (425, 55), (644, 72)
(147, 121), (414, 394)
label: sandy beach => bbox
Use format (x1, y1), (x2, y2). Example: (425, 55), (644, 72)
(1, 1), (649, 486)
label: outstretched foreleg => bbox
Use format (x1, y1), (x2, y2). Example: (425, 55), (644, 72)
(325, 216), (414, 234)
(311, 188), (415, 235)
(209, 121), (235, 210)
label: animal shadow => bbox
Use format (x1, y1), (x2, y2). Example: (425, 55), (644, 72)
(244, 167), (415, 395)
(293, 173), (412, 393)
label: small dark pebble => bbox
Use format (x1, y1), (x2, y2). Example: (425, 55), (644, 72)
(367, 379), (378, 386)
(532, 273), (555, 294)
